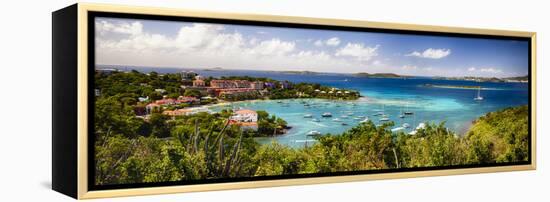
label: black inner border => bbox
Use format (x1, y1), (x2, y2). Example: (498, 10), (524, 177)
(87, 11), (532, 191)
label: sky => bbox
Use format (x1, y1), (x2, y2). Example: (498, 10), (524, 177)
(95, 17), (529, 77)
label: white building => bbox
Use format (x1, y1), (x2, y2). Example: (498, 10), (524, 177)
(230, 109), (258, 123)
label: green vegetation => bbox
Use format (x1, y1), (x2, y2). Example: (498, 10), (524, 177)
(95, 70), (184, 99)
(465, 105), (529, 163)
(256, 110), (289, 136)
(95, 97), (529, 185)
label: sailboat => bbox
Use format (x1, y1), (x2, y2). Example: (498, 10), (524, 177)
(399, 104), (405, 118)
(474, 86), (484, 101)
(404, 102), (414, 115)
(379, 105), (390, 121)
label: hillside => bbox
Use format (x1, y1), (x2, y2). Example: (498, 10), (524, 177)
(465, 105), (529, 163)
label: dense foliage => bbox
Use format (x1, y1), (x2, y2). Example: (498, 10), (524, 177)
(95, 70), (183, 99)
(95, 93), (529, 185)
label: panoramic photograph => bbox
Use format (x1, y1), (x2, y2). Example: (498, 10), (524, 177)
(93, 17), (530, 186)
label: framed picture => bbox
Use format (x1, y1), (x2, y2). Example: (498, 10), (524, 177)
(52, 3), (536, 199)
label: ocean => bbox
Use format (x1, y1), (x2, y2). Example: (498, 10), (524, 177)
(101, 66), (529, 148)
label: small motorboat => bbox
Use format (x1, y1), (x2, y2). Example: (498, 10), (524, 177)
(307, 130), (321, 136)
(312, 118), (320, 122)
(391, 127), (404, 132)
(322, 112), (332, 117)
(360, 118), (370, 123)
(304, 114), (313, 118)
(403, 123), (411, 128)
(341, 122), (348, 126)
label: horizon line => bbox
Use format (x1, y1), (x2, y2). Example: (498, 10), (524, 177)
(96, 64), (527, 79)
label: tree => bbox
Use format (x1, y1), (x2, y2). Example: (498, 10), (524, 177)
(148, 91), (163, 100)
(149, 113), (172, 138)
(184, 89), (201, 98)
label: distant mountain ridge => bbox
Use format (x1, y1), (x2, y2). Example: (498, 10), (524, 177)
(352, 72), (405, 78)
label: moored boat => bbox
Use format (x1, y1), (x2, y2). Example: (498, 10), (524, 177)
(307, 130), (321, 136)
(321, 112), (332, 117)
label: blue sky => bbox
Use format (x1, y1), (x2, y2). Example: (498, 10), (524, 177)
(95, 17), (528, 77)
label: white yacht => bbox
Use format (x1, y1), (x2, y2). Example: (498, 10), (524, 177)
(307, 130), (321, 136)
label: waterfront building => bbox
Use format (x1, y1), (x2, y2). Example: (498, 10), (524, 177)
(230, 109), (258, 122)
(193, 79), (206, 87)
(280, 81), (291, 89)
(216, 88), (259, 99)
(181, 71), (198, 80)
(210, 80), (252, 88)
(162, 107), (211, 117)
(195, 75), (206, 80)
(177, 96), (200, 104)
(229, 109), (259, 131)
(250, 81), (264, 90)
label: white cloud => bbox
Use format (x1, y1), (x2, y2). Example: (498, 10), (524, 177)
(335, 43), (379, 62)
(401, 65), (417, 70)
(313, 37), (341, 47)
(372, 60), (383, 66)
(96, 20), (376, 73)
(406, 48), (451, 59)
(248, 38), (295, 56)
(326, 37), (341, 46)
(480, 68), (502, 73)
(96, 20), (143, 36)
(465, 66), (508, 77)
(314, 40), (324, 47)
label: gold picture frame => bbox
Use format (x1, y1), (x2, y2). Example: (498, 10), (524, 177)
(52, 3), (536, 199)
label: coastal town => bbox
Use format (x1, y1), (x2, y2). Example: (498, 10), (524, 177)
(95, 68), (359, 133)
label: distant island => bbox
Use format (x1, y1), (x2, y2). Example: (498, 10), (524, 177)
(280, 70), (320, 75)
(422, 84), (484, 90)
(352, 72), (406, 78)
(433, 75), (528, 83)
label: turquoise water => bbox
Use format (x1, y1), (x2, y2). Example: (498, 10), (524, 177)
(115, 67), (529, 148)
